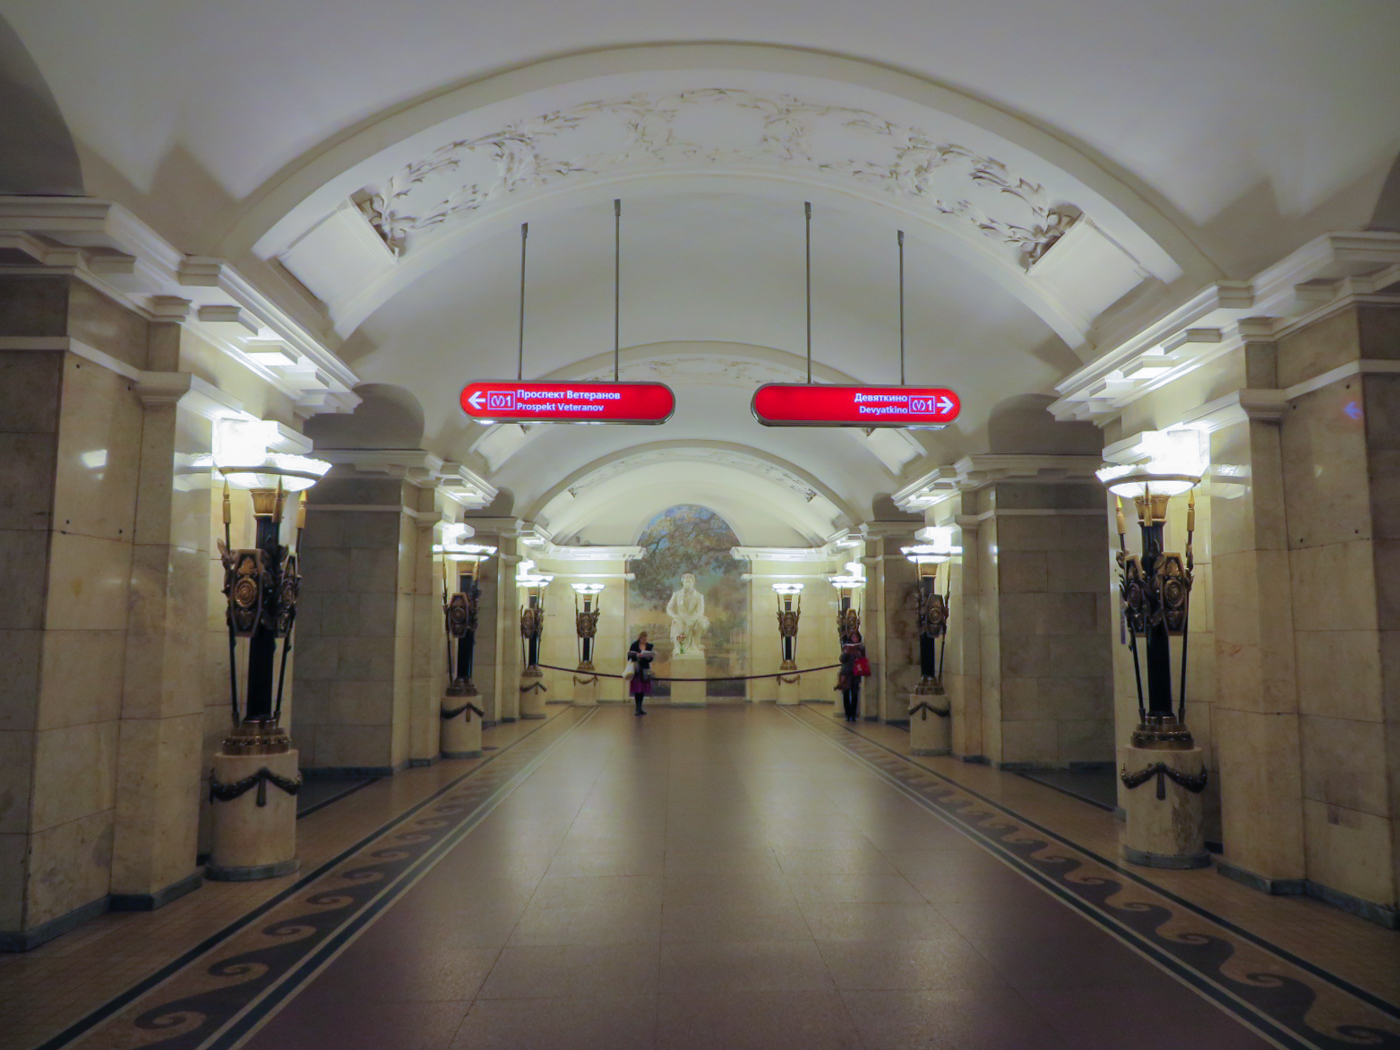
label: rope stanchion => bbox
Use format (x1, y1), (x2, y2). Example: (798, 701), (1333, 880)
(535, 662), (841, 683)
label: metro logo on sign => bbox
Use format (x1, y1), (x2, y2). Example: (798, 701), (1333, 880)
(751, 384), (960, 428)
(461, 381), (676, 425)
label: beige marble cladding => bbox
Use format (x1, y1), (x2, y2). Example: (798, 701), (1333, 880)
(294, 475), (411, 771)
(987, 482), (1112, 769)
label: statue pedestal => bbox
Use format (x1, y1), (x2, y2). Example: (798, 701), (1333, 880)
(441, 694), (483, 758)
(520, 668), (547, 719)
(1120, 744), (1209, 869)
(670, 651), (707, 707)
(572, 671), (598, 706)
(776, 671), (801, 706)
(207, 748), (300, 881)
(909, 693), (951, 755)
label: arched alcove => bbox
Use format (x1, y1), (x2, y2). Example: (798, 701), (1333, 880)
(0, 15), (82, 195)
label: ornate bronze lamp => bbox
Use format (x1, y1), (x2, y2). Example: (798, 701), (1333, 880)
(1098, 428), (1210, 868)
(902, 526), (961, 698)
(570, 583), (604, 706)
(208, 418), (329, 880)
(517, 559), (552, 719)
(772, 583), (804, 705)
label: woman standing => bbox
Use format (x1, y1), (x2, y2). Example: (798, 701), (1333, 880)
(838, 629), (866, 722)
(628, 631), (655, 716)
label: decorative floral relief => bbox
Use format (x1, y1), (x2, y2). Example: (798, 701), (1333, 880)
(358, 89), (1080, 269)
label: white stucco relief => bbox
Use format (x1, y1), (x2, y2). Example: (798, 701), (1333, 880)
(357, 89), (1083, 271)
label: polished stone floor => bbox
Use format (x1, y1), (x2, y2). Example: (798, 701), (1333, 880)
(4, 704), (1398, 1050)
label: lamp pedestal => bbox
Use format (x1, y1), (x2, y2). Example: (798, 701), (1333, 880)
(206, 724), (300, 881)
(670, 651), (707, 707)
(572, 667), (598, 706)
(776, 665), (801, 706)
(909, 690), (951, 756)
(1120, 721), (1209, 869)
(520, 667), (547, 719)
(441, 682), (483, 758)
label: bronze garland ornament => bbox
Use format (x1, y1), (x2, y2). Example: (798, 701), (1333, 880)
(208, 766), (303, 807)
(1120, 762), (1208, 800)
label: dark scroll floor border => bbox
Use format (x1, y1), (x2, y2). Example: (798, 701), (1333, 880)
(31, 710), (578, 1050)
(783, 705), (1400, 1050)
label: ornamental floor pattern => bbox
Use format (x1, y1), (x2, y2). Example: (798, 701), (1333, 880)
(1, 702), (1396, 1050)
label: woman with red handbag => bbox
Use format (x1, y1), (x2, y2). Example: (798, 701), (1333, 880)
(837, 629), (868, 722)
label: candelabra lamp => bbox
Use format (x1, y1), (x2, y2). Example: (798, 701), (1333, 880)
(439, 541), (494, 757)
(830, 564), (865, 717)
(207, 419), (329, 881)
(773, 583), (803, 705)
(903, 528), (960, 754)
(517, 560), (552, 720)
(1098, 428), (1209, 869)
(571, 583), (603, 706)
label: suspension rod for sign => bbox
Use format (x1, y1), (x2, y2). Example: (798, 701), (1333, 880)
(898, 230), (906, 386)
(517, 222), (528, 382)
(805, 201), (812, 384)
(614, 199), (621, 383)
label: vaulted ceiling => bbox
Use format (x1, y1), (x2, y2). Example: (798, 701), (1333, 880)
(4, 1), (1397, 542)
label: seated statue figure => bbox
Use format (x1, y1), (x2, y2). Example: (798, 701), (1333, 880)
(666, 572), (710, 654)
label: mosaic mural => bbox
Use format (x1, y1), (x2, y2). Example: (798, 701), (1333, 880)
(628, 504), (747, 697)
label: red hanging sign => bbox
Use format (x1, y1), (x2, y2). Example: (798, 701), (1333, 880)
(460, 381), (676, 425)
(751, 384), (960, 428)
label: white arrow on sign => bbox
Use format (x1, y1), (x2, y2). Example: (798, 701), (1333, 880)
(936, 396), (955, 414)
(467, 391), (486, 409)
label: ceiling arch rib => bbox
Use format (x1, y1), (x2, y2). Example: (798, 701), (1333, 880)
(534, 442), (853, 546)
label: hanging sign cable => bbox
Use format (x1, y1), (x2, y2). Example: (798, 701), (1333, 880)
(517, 222), (528, 382)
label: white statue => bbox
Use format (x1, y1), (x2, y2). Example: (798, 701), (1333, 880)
(666, 572), (710, 654)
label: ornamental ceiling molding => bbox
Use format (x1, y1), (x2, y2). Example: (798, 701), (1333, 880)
(356, 88), (1083, 274)
(894, 454), (1103, 511)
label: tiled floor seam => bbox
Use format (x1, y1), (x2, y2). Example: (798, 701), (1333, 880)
(26, 708), (589, 1050)
(779, 704), (1400, 1050)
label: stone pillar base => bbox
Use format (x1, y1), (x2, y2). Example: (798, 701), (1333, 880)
(207, 748), (300, 882)
(520, 668), (547, 719)
(441, 697), (484, 758)
(670, 652), (707, 706)
(572, 673), (599, 706)
(1120, 744), (1209, 869)
(776, 672), (802, 706)
(909, 693), (951, 755)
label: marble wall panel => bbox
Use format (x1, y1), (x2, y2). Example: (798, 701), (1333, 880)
(65, 282), (149, 371)
(1277, 307), (1360, 389)
(0, 530), (50, 630)
(51, 357), (142, 542)
(1039, 592), (1099, 635)
(0, 833), (23, 929)
(998, 550), (1048, 593)
(0, 276), (68, 336)
(0, 432), (56, 532)
(1302, 799), (1395, 907)
(0, 730), (33, 834)
(340, 511), (401, 548)
(1039, 676), (1112, 721)
(1215, 706), (1306, 880)
(1357, 304), (1400, 359)
(44, 532), (134, 632)
(1001, 719), (1058, 765)
(1058, 718), (1112, 762)
(336, 637), (396, 681)
(0, 629), (42, 730)
(1290, 540), (1379, 633)
(1300, 714), (1389, 815)
(37, 629), (125, 729)
(1000, 677), (1038, 721)
(25, 809), (114, 928)
(0, 351), (63, 435)
(30, 719), (118, 832)
(1046, 635), (1113, 679)
(310, 724), (393, 770)
(1364, 373), (1400, 450)
(1295, 630), (1383, 722)
(1048, 548), (1109, 595)
(1000, 635), (1048, 678)
(1282, 382), (1371, 551)
(110, 712), (201, 894)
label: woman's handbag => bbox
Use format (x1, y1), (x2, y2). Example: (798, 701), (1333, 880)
(852, 655), (871, 677)
(623, 659), (637, 681)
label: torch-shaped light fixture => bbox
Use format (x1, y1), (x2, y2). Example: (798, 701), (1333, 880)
(903, 525), (960, 695)
(571, 582), (604, 671)
(829, 561), (865, 642)
(212, 418), (330, 750)
(1096, 428), (1206, 748)
(772, 582), (804, 669)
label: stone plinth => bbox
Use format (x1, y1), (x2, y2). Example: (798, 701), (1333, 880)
(670, 652), (707, 707)
(441, 697), (483, 758)
(206, 749), (300, 881)
(520, 668), (547, 719)
(909, 694), (951, 755)
(1120, 744), (1210, 869)
(776, 672), (802, 706)
(572, 672), (599, 706)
